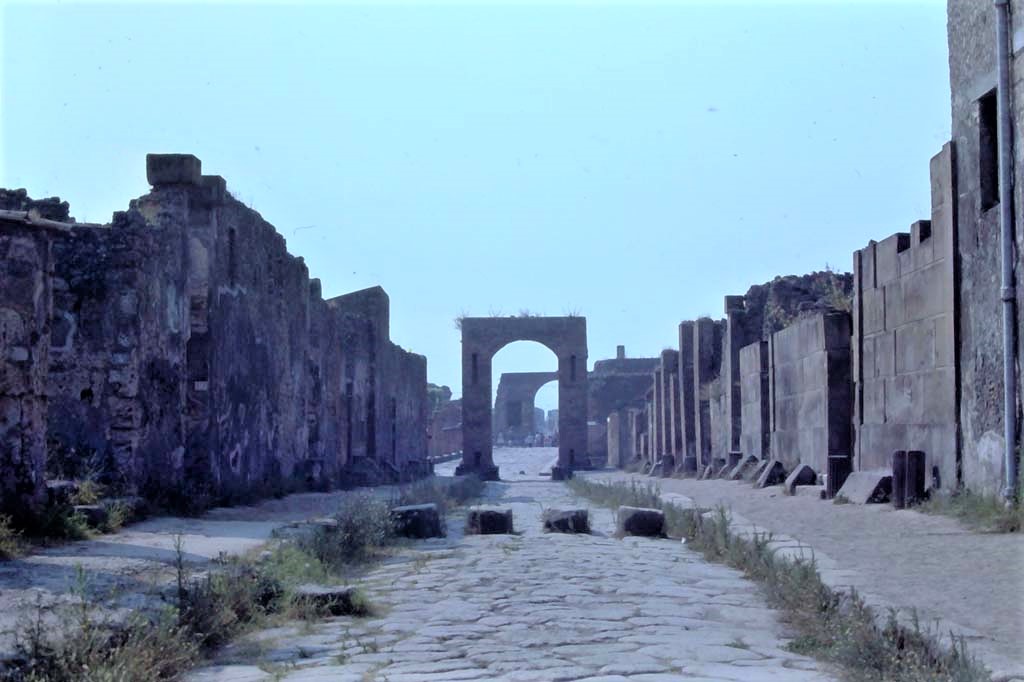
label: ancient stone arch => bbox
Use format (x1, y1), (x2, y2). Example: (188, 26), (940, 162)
(493, 371), (558, 445)
(457, 316), (588, 480)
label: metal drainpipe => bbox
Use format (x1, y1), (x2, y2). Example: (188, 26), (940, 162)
(995, 0), (1019, 501)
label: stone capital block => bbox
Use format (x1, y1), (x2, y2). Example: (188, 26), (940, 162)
(146, 153), (202, 186)
(755, 459), (787, 488)
(836, 470), (892, 504)
(783, 463), (818, 494)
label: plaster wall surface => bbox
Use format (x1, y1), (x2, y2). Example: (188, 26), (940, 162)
(947, 0), (1024, 495)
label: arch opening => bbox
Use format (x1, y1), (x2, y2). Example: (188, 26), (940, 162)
(456, 315), (588, 480)
(490, 341), (559, 450)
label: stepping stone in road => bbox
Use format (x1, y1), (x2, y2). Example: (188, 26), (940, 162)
(616, 506), (665, 537)
(391, 503), (444, 539)
(541, 508), (590, 534)
(292, 584), (365, 616)
(466, 506), (514, 534)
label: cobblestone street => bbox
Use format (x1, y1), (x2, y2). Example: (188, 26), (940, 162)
(188, 448), (836, 682)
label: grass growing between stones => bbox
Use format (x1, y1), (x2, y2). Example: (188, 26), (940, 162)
(1, 475), (483, 680)
(0, 516), (24, 560)
(391, 473), (485, 511)
(568, 478), (991, 682)
(919, 487), (1023, 533)
(299, 475), (483, 570)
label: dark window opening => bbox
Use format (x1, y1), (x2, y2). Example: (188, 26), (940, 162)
(80, 388), (93, 402)
(980, 89), (999, 211)
(471, 353), (479, 384)
(570, 355), (577, 381)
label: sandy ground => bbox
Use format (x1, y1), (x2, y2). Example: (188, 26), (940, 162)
(588, 471), (1024, 681)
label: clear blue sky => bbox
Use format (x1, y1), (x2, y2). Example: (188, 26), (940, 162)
(1, 0), (950, 411)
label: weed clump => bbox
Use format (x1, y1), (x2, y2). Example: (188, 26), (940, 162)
(920, 487), (1023, 533)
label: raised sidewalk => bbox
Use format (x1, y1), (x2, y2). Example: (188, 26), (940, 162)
(589, 471), (1024, 682)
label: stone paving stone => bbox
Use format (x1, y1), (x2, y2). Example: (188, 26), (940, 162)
(187, 447), (837, 682)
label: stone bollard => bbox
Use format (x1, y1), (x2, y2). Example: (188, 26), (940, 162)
(616, 506), (665, 537)
(391, 503), (445, 538)
(466, 506), (514, 535)
(542, 508), (590, 534)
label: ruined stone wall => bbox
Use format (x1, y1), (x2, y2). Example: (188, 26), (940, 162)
(388, 344), (428, 475)
(947, 0), (1023, 495)
(852, 146), (958, 490)
(677, 321), (697, 470)
(739, 341), (770, 461)
(768, 312), (853, 474)
(0, 155), (429, 515)
(658, 350), (681, 465)
(328, 286), (428, 483)
(587, 355), (658, 426)
(0, 217), (54, 522)
(46, 214), (188, 498)
(494, 371), (557, 445)
(429, 399), (462, 459)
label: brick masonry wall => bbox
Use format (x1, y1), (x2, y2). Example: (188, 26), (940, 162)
(768, 312), (853, 474)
